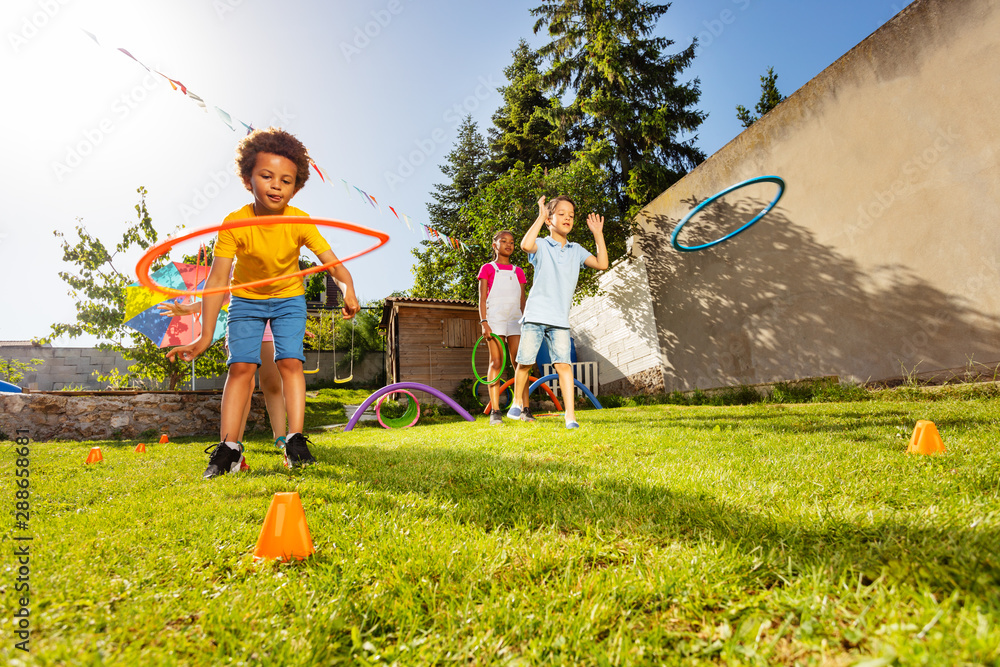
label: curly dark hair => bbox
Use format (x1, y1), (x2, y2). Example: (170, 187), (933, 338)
(235, 127), (311, 192)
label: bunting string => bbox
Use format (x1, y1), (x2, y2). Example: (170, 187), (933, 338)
(83, 29), (478, 252)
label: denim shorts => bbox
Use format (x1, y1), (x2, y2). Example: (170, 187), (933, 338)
(226, 295), (306, 365)
(516, 322), (572, 365)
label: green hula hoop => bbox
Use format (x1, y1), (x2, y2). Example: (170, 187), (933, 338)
(375, 390), (420, 428)
(472, 333), (507, 385)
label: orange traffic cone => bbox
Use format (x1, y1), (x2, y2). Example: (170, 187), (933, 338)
(253, 492), (314, 561)
(158, 434), (169, 444)
(85, 447), (103, 464)
(907, 420), (946, 455)
(134, 442), (147, 453)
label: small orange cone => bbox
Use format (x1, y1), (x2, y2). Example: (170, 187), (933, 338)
(134, 442), (147, 453)
(158, 434), (169, 444)
(907, 420), (946, 455)
(85, 447), (103, 464)
(253, 492), (314, 561)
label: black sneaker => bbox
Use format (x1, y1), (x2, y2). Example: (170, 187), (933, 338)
(284, 433), (317, 468)
(203, 442), (244, 479)
(520, 408), (537, 423)
(489, 410), (503, 426)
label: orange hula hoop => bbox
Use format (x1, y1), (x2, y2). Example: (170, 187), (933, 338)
(483, 375), (563, 414)
(135, 216), (390, 298)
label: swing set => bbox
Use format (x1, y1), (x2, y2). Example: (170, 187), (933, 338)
(303, 309), (355, 383)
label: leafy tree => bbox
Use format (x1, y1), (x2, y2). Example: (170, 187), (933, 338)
(531, 0), (707, 218)
(49, 187), (228, 389)
(736, 66), (786, 128)
(410, 116), (491, 300)
(488, 39), (578, 175)
(0, 358), (43, 384)
(463, 159), (621, 300)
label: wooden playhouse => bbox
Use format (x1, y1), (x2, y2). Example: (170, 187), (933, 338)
(379, 297), (483, 403)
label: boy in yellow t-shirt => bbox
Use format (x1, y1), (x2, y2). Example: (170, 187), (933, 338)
(167, 128), (359, 478)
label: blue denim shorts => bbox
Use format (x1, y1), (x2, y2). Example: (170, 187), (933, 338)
(226, 295), (306, 365)
(516, 322), (572, 365)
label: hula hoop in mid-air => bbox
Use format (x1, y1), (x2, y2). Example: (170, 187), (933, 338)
(472, 334), (507, 385)
(135, 216), (390, 298)
(670, 176), (785, 252)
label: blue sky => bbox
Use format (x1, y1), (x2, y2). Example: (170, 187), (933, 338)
(0, 0), (913, 345)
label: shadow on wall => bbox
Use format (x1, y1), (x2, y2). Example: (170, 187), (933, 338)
(638, 195), (1000, 391)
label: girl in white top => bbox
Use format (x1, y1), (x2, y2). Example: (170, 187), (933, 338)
(477, 230), (528, 425)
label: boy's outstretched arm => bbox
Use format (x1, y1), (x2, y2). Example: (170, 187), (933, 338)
(520, 196), (548, 254)
(583, 213), (609, 271)
(166, 256), (234, 362)
(317, 249), (359, 319)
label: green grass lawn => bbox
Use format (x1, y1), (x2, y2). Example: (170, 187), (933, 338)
(3, 391), (999, 665)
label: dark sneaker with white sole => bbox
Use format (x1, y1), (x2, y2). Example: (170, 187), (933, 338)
(520, 408), (537, 423)
(284, 433), (317, 468)
(203, 442), (244, 479)
(489, 410), (503, 426)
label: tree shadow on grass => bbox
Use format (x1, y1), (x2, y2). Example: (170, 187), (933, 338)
(307, 440), (1000, 598)
(630, 192), (1000, 392)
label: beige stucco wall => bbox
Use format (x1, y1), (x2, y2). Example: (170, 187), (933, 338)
(629, 0), (1000, 391)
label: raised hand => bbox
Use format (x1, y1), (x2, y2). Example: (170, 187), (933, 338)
(586, 213), (604, 235)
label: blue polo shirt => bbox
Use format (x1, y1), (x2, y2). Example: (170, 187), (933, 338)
(521, 236), (593, 328)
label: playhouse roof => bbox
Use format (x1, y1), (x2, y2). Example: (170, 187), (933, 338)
(378, 297), (476, 330)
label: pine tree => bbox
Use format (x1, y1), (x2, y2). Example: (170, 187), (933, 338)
(410, 117), (491, 301)
(488, 39), (577, 175)
(736, 67), (787, 128)
(531, 0), (706, 218)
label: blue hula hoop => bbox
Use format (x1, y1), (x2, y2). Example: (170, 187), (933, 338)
(670, 175), (785, 252)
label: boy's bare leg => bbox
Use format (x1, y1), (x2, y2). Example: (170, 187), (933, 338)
(236, 369), (256, 443)
(553, 362), (576, 424)
(506, 336), (529, 408)
(220, 363), (257, 442)
(511, 362), (532, 411)
(276, 358), (306, 434)
(259, 341), (286, 440)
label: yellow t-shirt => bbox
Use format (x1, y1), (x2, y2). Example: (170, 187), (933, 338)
(214, 204), (332, 300)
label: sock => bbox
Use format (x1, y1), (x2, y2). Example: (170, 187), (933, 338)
(225, 441), (242, 452)
(286, 432), (300, 440)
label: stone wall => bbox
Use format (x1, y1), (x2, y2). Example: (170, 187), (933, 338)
(569, 256), (665, 395)
(0, 392), (266, 442)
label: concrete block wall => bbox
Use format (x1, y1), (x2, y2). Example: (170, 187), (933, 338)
(0, 345), (132, 391)
(0, 345), (383, 391)
(569, 256), (665, 395)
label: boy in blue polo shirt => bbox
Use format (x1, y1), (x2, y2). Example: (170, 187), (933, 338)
(506, 195), (608, 428)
